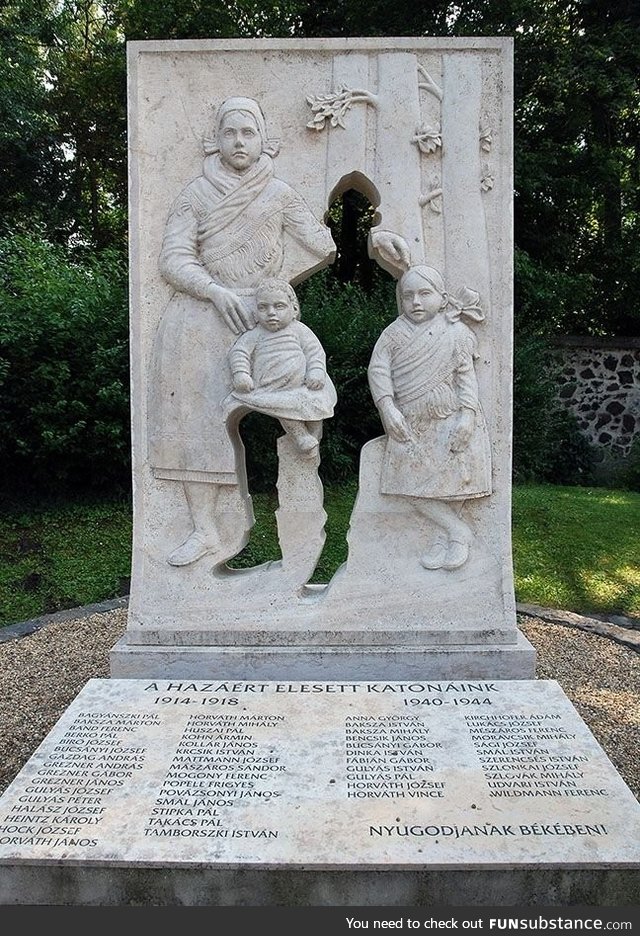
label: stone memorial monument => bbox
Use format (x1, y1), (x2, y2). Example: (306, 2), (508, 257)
(2, 38), (640, 907)
(110, 36), (536, 679)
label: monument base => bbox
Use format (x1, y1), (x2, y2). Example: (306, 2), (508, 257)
(1, 678), (638, 907)
(109, 631), (536, 679)
(1, 865), (637, 907)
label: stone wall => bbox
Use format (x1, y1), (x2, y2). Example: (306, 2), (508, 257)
(553, 337), (639, 458)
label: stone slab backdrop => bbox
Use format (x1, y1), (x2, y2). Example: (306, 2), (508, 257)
(112, 37), (535, 679)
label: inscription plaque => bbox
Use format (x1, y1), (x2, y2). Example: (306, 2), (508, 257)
(0, 679), (639, 870)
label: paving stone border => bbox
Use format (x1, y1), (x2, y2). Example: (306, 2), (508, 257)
(516, 602), (640, 653)
(0, 596), (129, 643)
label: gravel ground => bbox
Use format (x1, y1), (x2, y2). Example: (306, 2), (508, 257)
(0, 608), (638, 800)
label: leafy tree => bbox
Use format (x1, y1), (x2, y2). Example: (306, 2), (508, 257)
(43, 0), (128, 246)
(115, 0), (301, 41)
(0, 0), (128, 246)
(508, 0), (640, 336)
(0, 1), (68, 236)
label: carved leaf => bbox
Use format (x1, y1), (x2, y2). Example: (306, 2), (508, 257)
(480, 124), (493, 152)
(419, 138), (438, 154)
(419, 188), (443, 213)
(412, 123), (442, 155)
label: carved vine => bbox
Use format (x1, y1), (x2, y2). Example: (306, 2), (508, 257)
(417, 64), (443, 101)
(481, 169), (495, 192)
(480, 123), (494, 193)
(480, 123), (493, 152)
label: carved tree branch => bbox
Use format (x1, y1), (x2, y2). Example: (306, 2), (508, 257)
(417, 64), (443, 102)
(305, 87), (379, 131)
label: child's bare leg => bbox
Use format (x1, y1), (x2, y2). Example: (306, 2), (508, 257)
(279, 418), (319, 455)
(414, 499), (472, 570)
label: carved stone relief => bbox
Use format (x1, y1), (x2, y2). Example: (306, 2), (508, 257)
(305, 86), (379, 130)
(115, 39), (532, 679)
(226, 278), (336, 457)
(148, 81), (494, 581)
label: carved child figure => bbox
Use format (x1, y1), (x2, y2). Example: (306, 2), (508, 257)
(368, 264), (492, 570)
(228, 278), (337, 456)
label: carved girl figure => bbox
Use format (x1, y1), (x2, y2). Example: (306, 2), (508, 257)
(149, 97), (335, 566)
(368, 265), (491, 570)
(227, 278), (336, 456)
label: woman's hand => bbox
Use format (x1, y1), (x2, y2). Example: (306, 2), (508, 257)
(369, 230), (411, 273)
(208, 285), (254, 333)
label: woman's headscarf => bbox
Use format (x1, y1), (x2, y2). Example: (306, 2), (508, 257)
(204, 97), (280, 158)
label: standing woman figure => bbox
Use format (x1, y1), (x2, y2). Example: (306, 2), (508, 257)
(149, 97), (335, 566)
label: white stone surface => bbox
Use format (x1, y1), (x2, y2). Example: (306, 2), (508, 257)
(110, 632), (536, 680)
(1, 678), (638, 870)
(123, 37), (531, 675)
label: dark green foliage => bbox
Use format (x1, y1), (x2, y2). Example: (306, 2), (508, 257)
(238, 412), (282, 494)
(0, 234), (130, 493)
(117, 0), (302, 42)
(325, 189), (380, 290)
(0, 1), (69, 237)
(508, 0), (640, 338)
(593, 436), (640, 492)
(299, 270), (397, 483)
(512, 334), (596, 485)
(44, 2), (128, 247)
(615, 439), (640, 492)
(514, 248), (595, 335)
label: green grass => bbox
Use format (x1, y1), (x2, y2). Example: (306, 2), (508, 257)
(0, 499), (133, 626)
(1, 482), (638, 628)
(227, 481), (358, 584)
(512, 484), (640, 618)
